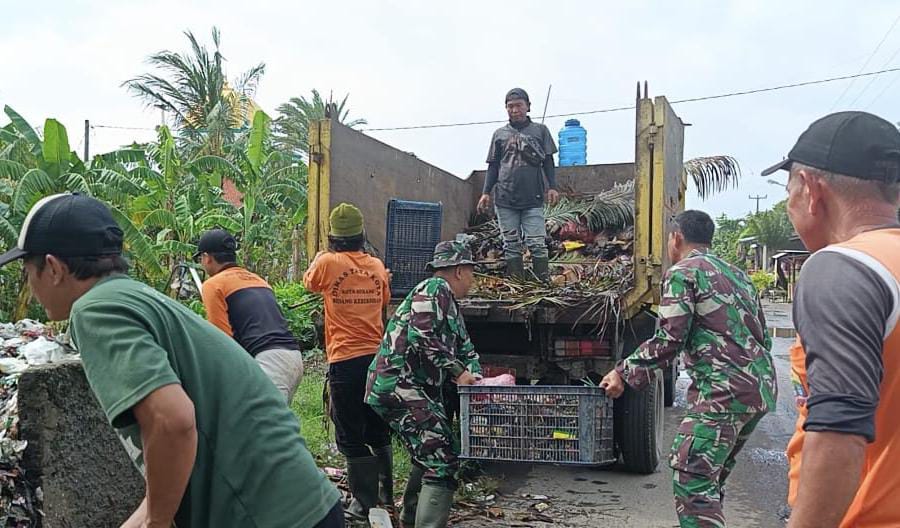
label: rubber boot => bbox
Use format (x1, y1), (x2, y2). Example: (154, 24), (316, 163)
(532, 256), (550, 282)
(346, 456), (380, 525)
(400, 465), (425, 528)
(505, 256), (525, 280)
(372, 445), (394, 508)
(414, 483), (455, 528)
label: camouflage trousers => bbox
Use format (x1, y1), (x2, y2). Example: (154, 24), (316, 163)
(670, 412), (766, 528)
(369, 393), (459, 486)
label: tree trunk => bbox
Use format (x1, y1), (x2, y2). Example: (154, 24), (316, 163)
(291, 225), (301, 282)
(14, 277), (32, 322)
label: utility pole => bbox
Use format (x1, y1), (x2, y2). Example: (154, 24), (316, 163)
(749, 194), (767, 214)
(83, 120), (90, 161)
(541, 84), (552, 124)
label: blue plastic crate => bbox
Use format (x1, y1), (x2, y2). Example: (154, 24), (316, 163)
(459, 385), (616, 466)
(384, 199), (442, 297)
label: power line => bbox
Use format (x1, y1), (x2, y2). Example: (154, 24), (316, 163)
(850, 42), (900, 107)
(830, 12), (900, 110)
(866, 69), (900, 109)
(92, 124), (157, 131)
(363, 66), (900, 132)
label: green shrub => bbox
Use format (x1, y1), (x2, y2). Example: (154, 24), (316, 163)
(273, 282), (323, 350)
(750, 270), (776, 294)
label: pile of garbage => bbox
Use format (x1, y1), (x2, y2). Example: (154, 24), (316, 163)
(0, 320), (78, 527)
(465, 181), (636, 312)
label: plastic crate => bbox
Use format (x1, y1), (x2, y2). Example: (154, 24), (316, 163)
(459, 385), (615, 466)
(384, 199), (442, 297)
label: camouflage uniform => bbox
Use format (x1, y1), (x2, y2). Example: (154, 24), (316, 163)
(365, 241), (481, 486)
(616, 249), (777, 528)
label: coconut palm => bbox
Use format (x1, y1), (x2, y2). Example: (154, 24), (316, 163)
(123, 27), (265, 155)
(274, 90), (367, 160)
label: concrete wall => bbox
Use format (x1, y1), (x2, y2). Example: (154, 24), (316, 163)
(328, 123), (478, 256)
(18, 360), (143, 528)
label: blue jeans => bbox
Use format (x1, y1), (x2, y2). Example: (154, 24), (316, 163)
(495, 206), (548, 259)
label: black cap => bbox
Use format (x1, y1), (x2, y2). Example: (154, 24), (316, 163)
(0, 193), (124, 267)
(193, 229), (238, 260)
(505, 88), (530, 104)
(761, 111), (900, 182)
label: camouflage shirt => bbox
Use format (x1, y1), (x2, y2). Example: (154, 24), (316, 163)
(616, 249), (777, 414)
(366, 277), (481, 407)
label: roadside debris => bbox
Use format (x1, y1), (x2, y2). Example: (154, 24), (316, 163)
(1, 320), (78, 527)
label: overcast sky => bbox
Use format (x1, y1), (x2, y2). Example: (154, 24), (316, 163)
(3, 0), (899, 218)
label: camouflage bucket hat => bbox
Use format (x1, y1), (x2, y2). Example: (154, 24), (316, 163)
(426, 240), (476, 271)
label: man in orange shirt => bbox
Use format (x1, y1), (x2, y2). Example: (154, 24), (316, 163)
(304, 203), (393, 524)
(196, 229), (305, 404)
(761, 111), (900, 527)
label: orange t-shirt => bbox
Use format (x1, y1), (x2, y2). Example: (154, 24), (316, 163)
(303, 251), (390, 364)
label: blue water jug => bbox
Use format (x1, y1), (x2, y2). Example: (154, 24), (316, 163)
(558, 119), (587, 166)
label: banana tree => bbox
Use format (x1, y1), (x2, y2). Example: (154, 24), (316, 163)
(95, 125), (241, 284)
(196, 110), (307, 278)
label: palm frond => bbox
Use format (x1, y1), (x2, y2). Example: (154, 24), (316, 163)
(684, 155), (741, 200)
(545, 180), (635, 234)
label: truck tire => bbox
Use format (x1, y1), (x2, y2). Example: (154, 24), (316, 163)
(663, 361), (677, 408)
(614, 369), (664, 474)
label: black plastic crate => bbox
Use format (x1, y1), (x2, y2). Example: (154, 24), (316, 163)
(459, 385), (616, 466)
(385, 199), (442, 297)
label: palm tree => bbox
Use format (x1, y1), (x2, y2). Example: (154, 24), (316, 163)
(274, 90), (367, 160)
(123, 27), (265, 155)
(745, 202), (793, 253)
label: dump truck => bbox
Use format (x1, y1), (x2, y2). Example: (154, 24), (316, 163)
(306, 88), (687, 473)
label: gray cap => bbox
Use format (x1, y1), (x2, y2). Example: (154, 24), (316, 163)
(505, 88), (530, 104)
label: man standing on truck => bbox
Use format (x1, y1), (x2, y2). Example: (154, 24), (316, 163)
(366, 240), (482, 528)
(196, 228), (305, 404)
(1, 193), (343, 527)
(760, 111), (900, 528)
(303, 203), (394, 524)
(600, 209), (777, 528)
(477, 87), (559, 281)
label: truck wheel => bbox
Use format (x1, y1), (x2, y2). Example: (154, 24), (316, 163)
(663, 361), (677, 408)
(614, 369), (664, 474)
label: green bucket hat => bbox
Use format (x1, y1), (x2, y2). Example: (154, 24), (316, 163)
(426, 240), (476, 271)
(329, 203), (364, 237)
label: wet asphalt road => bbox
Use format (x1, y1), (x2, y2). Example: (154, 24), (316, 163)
(456, 304), (796, 528)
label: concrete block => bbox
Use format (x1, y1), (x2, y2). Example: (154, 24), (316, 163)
(17, 360), (143, 528)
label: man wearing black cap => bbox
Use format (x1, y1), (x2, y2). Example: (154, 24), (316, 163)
(477, 87), (559, 281)
(760, 111), (900, 528)
(195, 228), (304, 404)
(3, 194), (342, 527)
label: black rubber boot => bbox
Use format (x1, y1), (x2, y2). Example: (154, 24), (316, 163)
(532, 256), (550, 282)
(505, 256), (525, 280)
(400, 465), (425, 528)
(414, 483), (455, 528)
(346, 456), (379, 525)
(372, 445), (394, 507)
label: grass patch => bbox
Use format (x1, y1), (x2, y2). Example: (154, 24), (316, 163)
(290, 357), (412, 483)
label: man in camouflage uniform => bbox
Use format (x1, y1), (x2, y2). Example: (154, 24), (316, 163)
(366, 240), (481, 528)
(601, 210), (777, 528)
